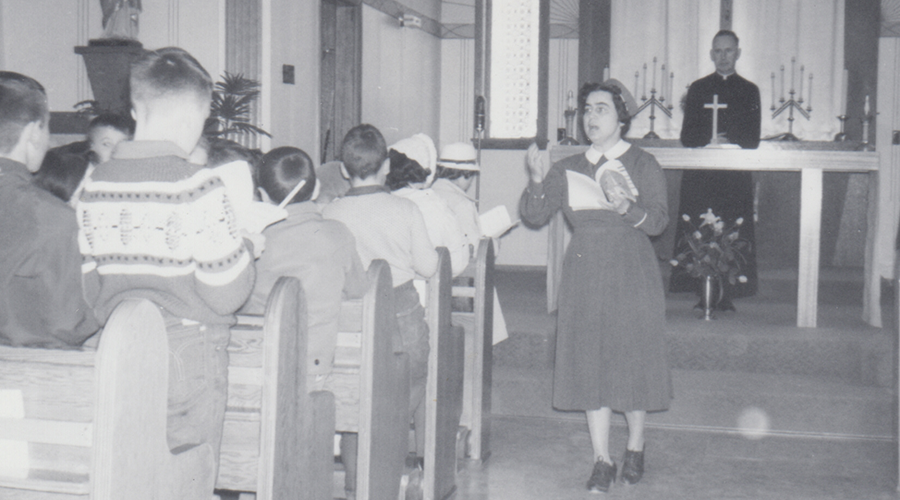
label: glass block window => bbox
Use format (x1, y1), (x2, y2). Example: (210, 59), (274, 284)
(489, 0), (541, 139)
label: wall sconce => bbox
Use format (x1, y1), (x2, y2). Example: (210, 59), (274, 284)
(398, 13), (423, 29)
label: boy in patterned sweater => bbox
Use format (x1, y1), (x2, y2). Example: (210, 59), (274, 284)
(76, 48), (255, 479)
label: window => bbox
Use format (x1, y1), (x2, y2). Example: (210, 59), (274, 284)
(478, 0), (549, 148)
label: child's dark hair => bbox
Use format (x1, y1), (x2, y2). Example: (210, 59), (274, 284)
(340, 124), (386, 180)
(33, 148), (91, 202)
(0, 71), (48, 154)
(578, 81), (632, 137)
(386, 149), (430, 191)
(206, 137), (254, 168)
(89, 113), (135, 136)
(130, 47), (213, 105)
(435, 165), (478, 181)
(257, 147), (316, 205)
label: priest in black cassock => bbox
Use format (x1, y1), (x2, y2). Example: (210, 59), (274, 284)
(670, 29), (760, 308)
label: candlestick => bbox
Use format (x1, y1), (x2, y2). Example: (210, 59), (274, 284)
(768, 57), (812, 142)
(858, 95), (873, 150)
(632, 58), (673, 139)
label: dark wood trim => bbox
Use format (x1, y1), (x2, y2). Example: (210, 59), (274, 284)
(362, 0), (442, 38)
(479, 138), (543, 150)
(577, 0), (611, 143)
(535, 0), (550, 149)
(844, 0), (879, 143)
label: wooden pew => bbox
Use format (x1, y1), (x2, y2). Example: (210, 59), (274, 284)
(421, 247), (466, 500)
(218, 276), (335, 500)
(330, 259), (411, 500)
(450, 239), (495, 463)
(0, 299), (216, 500)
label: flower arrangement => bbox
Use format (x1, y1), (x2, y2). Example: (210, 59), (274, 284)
(670, 208), (750, 285)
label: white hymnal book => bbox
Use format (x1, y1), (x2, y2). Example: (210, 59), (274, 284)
(479, 205), (518, 238)
(213, 160), (288, 234)
(566, 160), (638, 211)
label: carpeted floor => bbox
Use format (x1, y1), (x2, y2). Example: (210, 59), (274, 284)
(452, 266), (900, 499)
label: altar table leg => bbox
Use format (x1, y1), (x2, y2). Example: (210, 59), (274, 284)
(798, 168), (823, 328)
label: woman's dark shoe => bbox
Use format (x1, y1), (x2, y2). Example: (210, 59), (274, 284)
(621, 447), (644, 485)
(586, 459), (616, 493)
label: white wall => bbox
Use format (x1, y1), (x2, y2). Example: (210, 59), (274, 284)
(0, 0), (224, 113)
(361, 4), (442, 147)
(261, 0), (320, 157)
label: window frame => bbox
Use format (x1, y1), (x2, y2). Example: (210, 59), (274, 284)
(476, 0), (550, 150)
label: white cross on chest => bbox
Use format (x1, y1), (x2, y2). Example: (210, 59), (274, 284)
(704, 94), (728, 145)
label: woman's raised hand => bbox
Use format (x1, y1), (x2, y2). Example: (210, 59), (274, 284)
(526, 143), (547, 184)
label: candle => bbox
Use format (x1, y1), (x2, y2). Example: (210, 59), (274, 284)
(603, 65), (609, 82)
(658, 66), (664, 101)
(669, 72), (674, 106)
(567, 90), (574, 110)
(798, 65), (804, 101)
(642, 63), (647, 99)
(864, 94), (870, 116)
(790, 57), (795, 93)
(652, 57), (657, 92)
(780, 65), (785, 102)
(807, 73), (813, 110)
(840, 69), (848, 116)
(634, 71), (639, 100)
(770, 72), (776, 109)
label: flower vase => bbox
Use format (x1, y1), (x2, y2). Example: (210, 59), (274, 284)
(700, 275), (723, 320)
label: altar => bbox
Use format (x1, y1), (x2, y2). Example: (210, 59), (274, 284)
(547, 144), (880, 328)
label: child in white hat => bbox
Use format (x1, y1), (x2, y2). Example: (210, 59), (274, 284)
(431, 142), (481, 251)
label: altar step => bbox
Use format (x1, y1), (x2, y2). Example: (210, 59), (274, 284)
(493, 266), (893, 387)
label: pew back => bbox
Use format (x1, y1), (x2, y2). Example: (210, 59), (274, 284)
(331, 259), (410, 500)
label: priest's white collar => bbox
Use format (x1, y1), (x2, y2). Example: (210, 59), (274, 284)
(585, 139), (631, 165)
(717, 71), (734, 81)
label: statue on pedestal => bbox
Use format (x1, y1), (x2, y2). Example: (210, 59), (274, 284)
(100, 0), (142, 41)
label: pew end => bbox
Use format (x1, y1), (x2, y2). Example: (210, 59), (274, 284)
(219, 276), (335, 500)
(451, 239), (495, 464)
(420, 247), (465, 500)
(0, 299), (216, 500)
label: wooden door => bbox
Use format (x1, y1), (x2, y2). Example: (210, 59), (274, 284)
(320, 0), (362, 164)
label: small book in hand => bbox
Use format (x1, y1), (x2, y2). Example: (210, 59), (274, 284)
(595, 159), (638, 203)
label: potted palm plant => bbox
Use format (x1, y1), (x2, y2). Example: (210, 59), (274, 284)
(204, 72), (271, 141)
